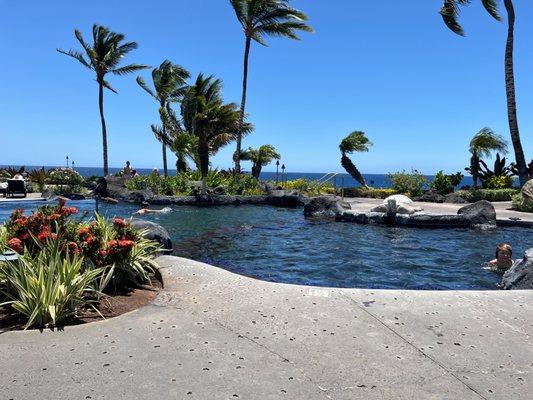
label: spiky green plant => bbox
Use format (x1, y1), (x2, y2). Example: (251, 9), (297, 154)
(230, 0), (313, 172)
(440, 0), (527, 186)
(339, 131), (372, 188)
(1, 241), (102, 329)
(57, 25), (148, 175)
(137, 61), (190, 177)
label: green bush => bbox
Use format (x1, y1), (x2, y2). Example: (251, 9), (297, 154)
(485, 175), (514, 189)
(455, 188), (519, 202)
(343, 188), (398, 199)
(1, 241), (102, 329)
(512, 193), (533, 213)
(387, 169), (428, 197)
(47, 168), (84, 185)
(430, 171), (464, 195)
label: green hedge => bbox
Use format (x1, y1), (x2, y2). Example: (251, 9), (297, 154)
(512, 193), (533, 213)
(455, 189), (519, 203)
(343, 188), (398, 199)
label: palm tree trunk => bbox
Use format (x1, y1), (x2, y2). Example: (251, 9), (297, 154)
(252, 163), (261, 180)
(503, 0), (528, 186)
(198, 133), (209, 194)
(235, 36), (252, 174)
(98, 81), (109, 176)
(162, 141), (168, 178)
(341, 153), (367, 188)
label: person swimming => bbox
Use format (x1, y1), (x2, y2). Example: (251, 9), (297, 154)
(485, 243), (514, 272)
(134, 202), (171, 215)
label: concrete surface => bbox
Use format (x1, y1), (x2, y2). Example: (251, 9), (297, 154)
(1, 256), (532, 400)
(344, 198), (533, 226)
(0, 193), (44, 202)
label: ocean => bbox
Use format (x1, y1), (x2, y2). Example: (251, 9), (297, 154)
(2, 165), (479, 189)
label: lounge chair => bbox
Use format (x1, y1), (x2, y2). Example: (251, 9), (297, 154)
(0, 182), (7, 197)
(7, 179), (27, 198)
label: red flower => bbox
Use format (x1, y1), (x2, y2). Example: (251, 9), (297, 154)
(19, 232), (31, 241)
(7, 238), (23, 253)
(98, 249), (107, 258)
(47, 213), (61, 222)
(78, 227), (91, 237)
(11, 209), (24, 220)
(67, 241), (78, 251)
(113, 218), (127, 228)
(14, 217), (28, 226)
(50, 233), (58, 240)
(37, 228), (51, 242)
(85, 235), (96, 245)
(67, 207), (78, 215)
(118, 240), (135, 250)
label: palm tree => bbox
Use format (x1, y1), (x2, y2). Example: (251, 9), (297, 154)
(137, 60), (190, 177)
(440, 0), (528, 186)
(468, 127), (508, 188)
(181, 74), (251, 191)
(57, 25), (148, 176)
(240, 145), (281, 179)
(339, 131), (372, 188)
(230, 0), (313, 173)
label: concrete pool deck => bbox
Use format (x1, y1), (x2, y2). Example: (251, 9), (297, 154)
(1, 256), (531, 399)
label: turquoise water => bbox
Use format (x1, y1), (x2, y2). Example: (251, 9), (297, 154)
(1, 200), (531, 290)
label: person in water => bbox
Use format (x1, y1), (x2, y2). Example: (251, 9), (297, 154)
(486, 243), (514, 272)
(134, 202), (171, 215)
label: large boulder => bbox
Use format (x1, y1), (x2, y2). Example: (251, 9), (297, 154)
(304, 196), (351, 218)
(457, 200), (496, 229)
(500, 248), (533, 290)
(521, 179), (533, 205)
(266, 191), (307, 207)
(445, 193), (468, 204)
(130, 219), (172, 252)
(413, 190), (445, 203)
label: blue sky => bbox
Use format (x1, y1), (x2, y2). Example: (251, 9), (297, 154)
(1, 0), (532, 174)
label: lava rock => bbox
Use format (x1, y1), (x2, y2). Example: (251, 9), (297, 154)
(130, 219), (172, 251)
(500, 248), (533, 290)
(413, 190), (446, 203)
(444, 193), (468, 204)
(521, 179), (533, 205)
(457, 200), (496, 229)
(304, 196), (351, 218)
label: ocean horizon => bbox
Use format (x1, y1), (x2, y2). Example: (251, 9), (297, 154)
(1, 164), (483, 189)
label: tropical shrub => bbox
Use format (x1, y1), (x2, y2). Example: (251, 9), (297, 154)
(455, 189), (519, 203)
(343, 188), (398, 199)
(387, 170), (428, 197)
(430, 171), (464, 195)
(28, 169), (48, 191)
(47, 168), (84, 185)
(512, 193), (533, 213)
(1, 241), (102, 329)
(225, 174), (263, 195)
(485, 175), (514, 189)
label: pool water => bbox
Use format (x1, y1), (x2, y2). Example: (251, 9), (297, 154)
(1, 200), (532, 290)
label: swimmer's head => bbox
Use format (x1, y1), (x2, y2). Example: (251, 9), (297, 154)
(495, 243), (512, 261)
(141, 201), (150, 208)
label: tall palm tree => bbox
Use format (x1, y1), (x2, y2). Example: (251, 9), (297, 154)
(230, 0), (313, 173)
(137, 60), (190, 177)
(468, 127), (508, 188)
(339, 131), (372, 188)
(440, 0), (528, 186)
(240, 145), (280, 179)
(57, 25), (148, 176)
(181, 74), (251, 191)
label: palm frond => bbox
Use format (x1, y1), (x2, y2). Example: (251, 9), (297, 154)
(440, 0), (471, 36)
(339, 131), (372, 154)
(111, 64), (149, 76)
(56, 49), (93, 70)
(482, 0), (501, 21)
(101, 79), (118, 94)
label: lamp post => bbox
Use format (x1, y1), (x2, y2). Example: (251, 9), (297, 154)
(281, 164), (286, 187)
(66, 156), (69, 169)
(71, 161), (75, 171)
(276, 160), (280, 184)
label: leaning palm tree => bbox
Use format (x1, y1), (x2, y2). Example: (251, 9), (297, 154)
(137, 60), (190, 177)
(339, 131), (372, 188)
(468, 127), (508, 188)
(57, 25), (148, 176)
(230, 0), (313, 173)
(440, 0), (528, 186)
(240, 145), (280, 179)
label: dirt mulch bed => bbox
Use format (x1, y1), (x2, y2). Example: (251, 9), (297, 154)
(0, 279), (161, 332)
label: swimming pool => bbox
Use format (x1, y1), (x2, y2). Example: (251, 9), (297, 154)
(1, 200), (531, 290)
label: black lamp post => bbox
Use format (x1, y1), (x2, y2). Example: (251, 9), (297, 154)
(66, 156), (69, 169)
(72, 161), (75, 170)
(276, 160), (280, 184)
(281, 164), (286, 187)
